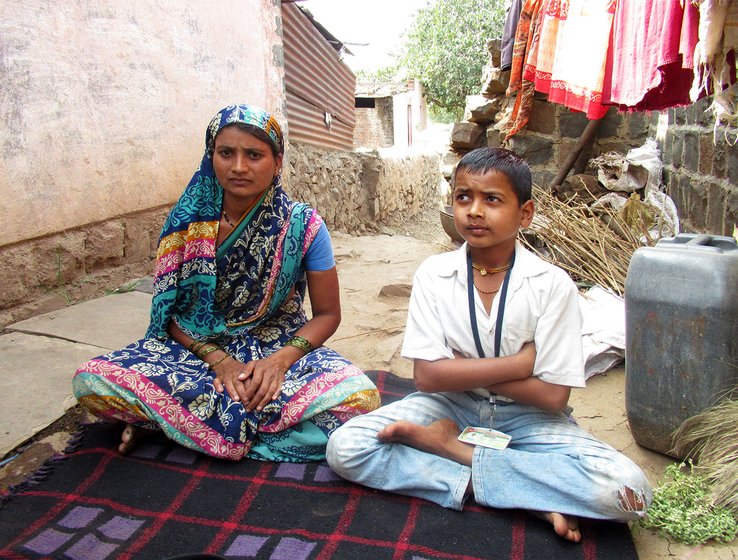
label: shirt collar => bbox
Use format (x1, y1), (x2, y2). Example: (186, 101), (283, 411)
(440, 240), (550, 286)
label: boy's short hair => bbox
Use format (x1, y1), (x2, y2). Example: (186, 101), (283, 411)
(452, 147), (532, 205)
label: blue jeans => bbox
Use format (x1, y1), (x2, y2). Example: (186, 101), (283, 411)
(326, 391), (652, 521)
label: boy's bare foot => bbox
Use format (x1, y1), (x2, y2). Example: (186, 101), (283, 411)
(377, 419), (474, 466)
(119, 424), (156, 454)
(534, 511), (581, 543)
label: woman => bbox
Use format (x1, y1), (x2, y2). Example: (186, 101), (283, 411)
(73, 104), (380, 462)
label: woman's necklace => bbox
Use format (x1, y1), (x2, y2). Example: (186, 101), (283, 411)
(471, 262), (511, 276)
(222, 210), (236, 228)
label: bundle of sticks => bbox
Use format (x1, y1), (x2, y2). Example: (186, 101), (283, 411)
(521, 184), (650, 296)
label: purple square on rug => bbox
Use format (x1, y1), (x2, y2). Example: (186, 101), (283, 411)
(314, 464), (340, 482)
(165, 446), (198, 464)
(58, 506), (104, 529)
(97, 516), (145, 540)
(23, 528), (74, 555)
(224, 534), (269, 557)
(275, 463), (306, 480)
(269, 537), (316, 560)
(129, 443), (162, 459)
(65, 534), (118, 560)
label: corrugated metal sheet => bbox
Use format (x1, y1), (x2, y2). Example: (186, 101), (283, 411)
(282, 2), (355, 151)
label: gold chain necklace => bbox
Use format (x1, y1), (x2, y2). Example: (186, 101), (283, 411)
(472, 262), (511, 276)
(472, 269), (502, 294)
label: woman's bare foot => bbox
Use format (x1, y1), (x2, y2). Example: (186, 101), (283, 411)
(119, 424), (156, 454)
(377, 419), (474, 466)
(534, 511), (581, 543)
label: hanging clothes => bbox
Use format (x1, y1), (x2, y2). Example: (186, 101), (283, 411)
(602, 0), (700, 111)
(506, 0), (544, 139)
(691, 0), (738, 100)
(501, 0), (524, 70)
(506, 0), (615, 139)
(544, 0), (616, 119)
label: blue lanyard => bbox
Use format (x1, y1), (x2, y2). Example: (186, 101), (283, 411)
(466, 248), (516, 358)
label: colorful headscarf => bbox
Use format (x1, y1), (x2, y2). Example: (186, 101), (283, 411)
(146, 104), (320, 341)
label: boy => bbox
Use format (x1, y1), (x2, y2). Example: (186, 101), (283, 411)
(327, 147), (651, 542)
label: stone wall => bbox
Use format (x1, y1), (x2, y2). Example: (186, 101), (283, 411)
(0, 146), (441, 328)
(449, 39), (736, 237)
(286, 143), (441, 232)
(354, 99), (395, 149)
(0, 207), (168, 328)
(660, 97), (737, 236)
(449, 94), (658, 193)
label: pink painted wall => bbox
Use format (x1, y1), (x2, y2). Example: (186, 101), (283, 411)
(0, 0), (285, 246)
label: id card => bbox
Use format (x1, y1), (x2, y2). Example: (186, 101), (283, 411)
(458, 426), (511, 450)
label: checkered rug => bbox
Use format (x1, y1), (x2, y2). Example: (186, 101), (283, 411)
(0, 371), (637, 559)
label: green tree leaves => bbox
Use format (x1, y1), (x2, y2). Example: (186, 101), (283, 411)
(399, 0), (505, 118)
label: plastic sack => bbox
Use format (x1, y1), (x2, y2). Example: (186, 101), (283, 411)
(624, 139), (662, 195)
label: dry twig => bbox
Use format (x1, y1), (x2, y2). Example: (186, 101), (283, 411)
(521, 184), (650, 296)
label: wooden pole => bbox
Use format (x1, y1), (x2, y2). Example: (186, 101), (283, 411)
(549, 118), (601, 189)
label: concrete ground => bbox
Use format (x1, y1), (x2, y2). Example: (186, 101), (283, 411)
(1, 231), (736, 560)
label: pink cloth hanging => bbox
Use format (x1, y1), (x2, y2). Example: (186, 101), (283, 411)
(602, 0), (700, 111)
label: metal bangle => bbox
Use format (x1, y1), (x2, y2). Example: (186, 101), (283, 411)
(285, 335), (313, 354)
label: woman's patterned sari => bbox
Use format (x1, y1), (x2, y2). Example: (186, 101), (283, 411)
(72, 105), (379, 461)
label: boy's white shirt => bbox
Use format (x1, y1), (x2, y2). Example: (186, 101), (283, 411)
(401, 241), (586, 392)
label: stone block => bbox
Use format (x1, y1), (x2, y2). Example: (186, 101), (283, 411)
(593, 139), (630, 157)
(559, 109), (589, 138)
(508, 133), (554, 166)
(674, 107), (687, 126)
(485, 127), (503, 148)
(450, 122), (484, 150)
(532, 170), (556, 189)
(465, 95), (501, 125)
(713, 146), (727, 179)
(698, 135), (714, 175)
(527, 100), (556, 135)
(487, 39), (502, 67)
(627, 112), (653, 140)
(727, 140), (738, 180)
(37, 233), (87, 288)
(84, 221), (126, 272)
(706, 183), (726, 234)
(661, 135), (673, 167)
(683, 132), (699, 173)
(596, 108), (623, 139)
(482, 67), (510, 95)
(671, 133), (683, 166)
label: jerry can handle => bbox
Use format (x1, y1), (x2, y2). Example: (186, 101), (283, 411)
(686, 234), (714, 246)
